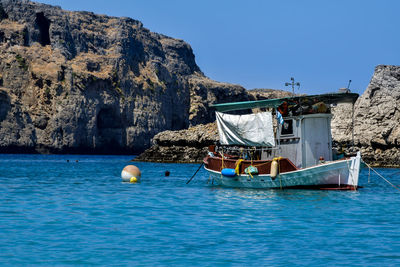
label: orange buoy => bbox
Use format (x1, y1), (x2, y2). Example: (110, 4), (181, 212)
(121, 165), (141, 182)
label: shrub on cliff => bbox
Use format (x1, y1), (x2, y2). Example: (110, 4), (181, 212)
(0, 4), (7, 20)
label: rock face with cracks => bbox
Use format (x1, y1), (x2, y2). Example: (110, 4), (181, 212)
(331, 65), (400, 167)
(352, 65), (400, 166)
(134, 123), (218, 163)
(0, 0), (248, 154)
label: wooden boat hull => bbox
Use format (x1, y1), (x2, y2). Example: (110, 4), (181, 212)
(204, 152), (361, 190)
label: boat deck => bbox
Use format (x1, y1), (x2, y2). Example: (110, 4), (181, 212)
(204, 154), (298, 175)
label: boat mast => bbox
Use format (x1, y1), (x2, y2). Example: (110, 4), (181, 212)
(285, 77), (300, 95)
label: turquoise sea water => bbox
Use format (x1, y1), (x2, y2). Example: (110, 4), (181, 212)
(1, 154), (400, 266)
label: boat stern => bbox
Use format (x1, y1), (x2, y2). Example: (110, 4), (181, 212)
(347, 151), (362, 188)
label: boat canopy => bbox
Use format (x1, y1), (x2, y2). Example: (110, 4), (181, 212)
(216, 111), (275, 147)
(211, 92), (359, 112)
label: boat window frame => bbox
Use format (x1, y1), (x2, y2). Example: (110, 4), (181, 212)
(280, 118), (295, 137)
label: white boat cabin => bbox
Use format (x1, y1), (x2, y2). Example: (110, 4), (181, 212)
(264, 113), (332, 168)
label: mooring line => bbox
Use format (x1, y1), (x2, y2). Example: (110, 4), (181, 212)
(186, 162), (204, 184)
(363, 160), (400, 192)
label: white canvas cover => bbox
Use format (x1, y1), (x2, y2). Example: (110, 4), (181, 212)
(216, 111), (275, 147)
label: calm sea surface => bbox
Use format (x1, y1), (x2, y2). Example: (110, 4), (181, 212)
(1, 154), (400, 266)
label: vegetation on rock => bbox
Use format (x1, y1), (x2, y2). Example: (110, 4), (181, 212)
(0, 0), (248, 154)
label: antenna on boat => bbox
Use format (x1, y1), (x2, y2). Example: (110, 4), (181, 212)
(285, 77), (300, 95)
(347, 79), (352, 90)
(345, 79), (355, 152)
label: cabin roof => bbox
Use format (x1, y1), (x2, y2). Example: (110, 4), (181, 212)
(211, 92), (359, 112)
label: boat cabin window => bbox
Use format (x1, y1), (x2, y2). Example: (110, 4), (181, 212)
(281, 119), (293, 136)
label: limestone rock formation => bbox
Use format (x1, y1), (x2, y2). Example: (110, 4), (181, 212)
(247, 88), (294, 100)
(331, 101), (355, 144)
(0, 0), (247, 153)
(320, 65), (400, 167)
(188, 76), (249, 126)
(352, 65), (400, 166)
(134, 123), (218, 163)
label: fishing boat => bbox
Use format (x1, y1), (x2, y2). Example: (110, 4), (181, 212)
(203, 92), (362, 190)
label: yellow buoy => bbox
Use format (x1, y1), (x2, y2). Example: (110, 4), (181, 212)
(121, 165), (141, 182)
(270, 158), (279, 180)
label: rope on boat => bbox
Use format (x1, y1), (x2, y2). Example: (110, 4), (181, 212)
(220, 151), (225, 169)
(368, 167), (371, 184)
(220, 151), (225, 180)
(363, 160), (400, 192)
(278, 158), (283, 190)
(235, 159), (244, 175)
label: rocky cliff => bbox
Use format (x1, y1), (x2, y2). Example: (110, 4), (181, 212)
(329, 65), (400, 166)
(247, 88), (294, 100)
(0, 0), (249, 154)
(331, 65), (400, 167)
(352, 65), (400, 166)
(134, 123), (218, 163)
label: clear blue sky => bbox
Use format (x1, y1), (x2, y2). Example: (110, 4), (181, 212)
(36, 0), (399, 95)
